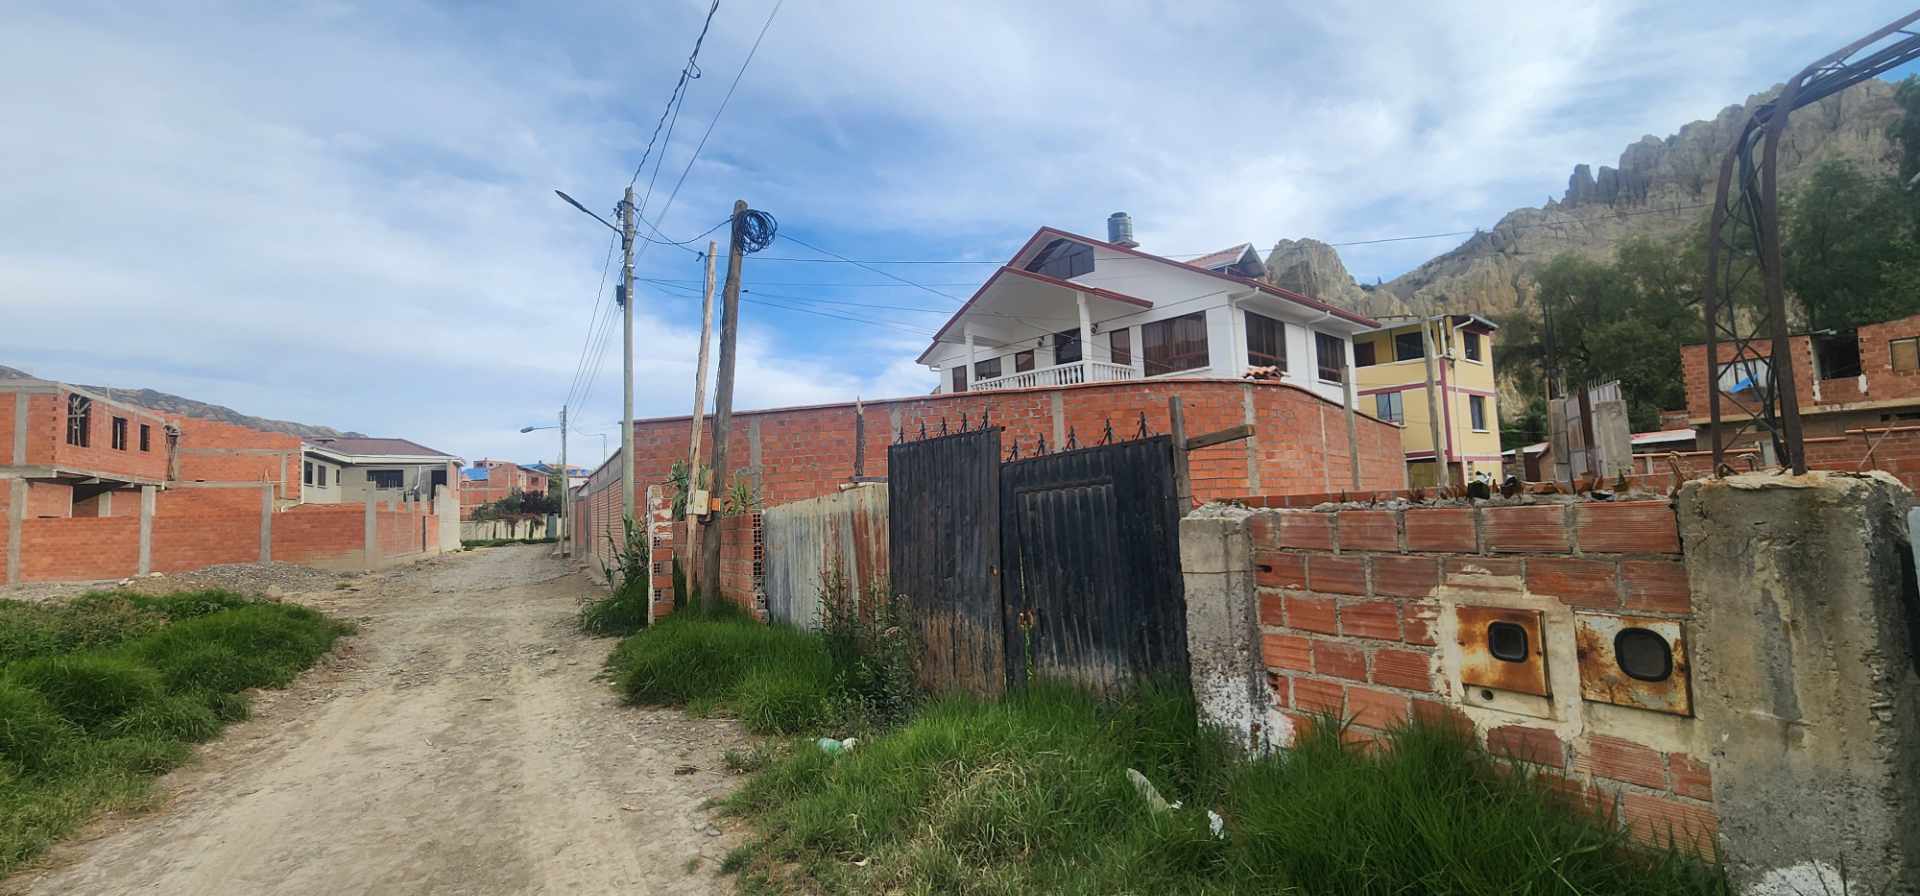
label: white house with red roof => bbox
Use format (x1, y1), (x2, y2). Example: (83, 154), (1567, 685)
(919, 214), (1378, 407)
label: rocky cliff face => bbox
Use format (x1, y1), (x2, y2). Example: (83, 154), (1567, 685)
(0, 364), (357, 439)
(1264, 78), (1907, 321)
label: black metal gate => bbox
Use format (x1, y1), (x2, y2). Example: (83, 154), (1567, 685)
(887, 427), (1005, 696)
(1001, 435), (1186, 695)
(887, 421), (1185, 696)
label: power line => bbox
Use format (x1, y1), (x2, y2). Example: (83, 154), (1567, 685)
(629, 1), (720, 189)
(565, 236), (619, 409)
(773, 231), (967, 304)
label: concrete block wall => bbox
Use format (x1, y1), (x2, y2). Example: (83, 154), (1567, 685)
(1183, 474), (1920, 891)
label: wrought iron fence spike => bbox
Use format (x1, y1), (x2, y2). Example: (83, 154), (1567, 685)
(1066, 426), (1078, 450)
(939, 418), (948, 436)
(981, 408), (991, 429)
(961, 411), (969, 432)
(1037, 435), (1047, 455)
(1006, 441), (1019, 461)
(1100, 419), (1115, 445)
(918, 420), (927, 440)
(1136, 412), (1150, 440)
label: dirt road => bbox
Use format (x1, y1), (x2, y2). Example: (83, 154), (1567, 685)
(3, 545), (750, 895)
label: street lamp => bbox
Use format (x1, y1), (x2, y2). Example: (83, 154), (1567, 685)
(555, 187), (636, 529)
(518, 407), (571, 559)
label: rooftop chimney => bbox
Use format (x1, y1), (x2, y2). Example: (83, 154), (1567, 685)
(1107, 212), (1138, 248)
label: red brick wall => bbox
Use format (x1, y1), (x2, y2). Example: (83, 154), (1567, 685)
(1248, 498), (1715, 852)
(150, 513), (260, 573)
(613, 379), (1404, 517)
(273, 505), (368, 567)
(174, 418), (301, 504)
(1682, 312), (1920, 422)
(19, 516), (142, 581)
(24, 482), (72, 518)
(19, 388), (173, 481)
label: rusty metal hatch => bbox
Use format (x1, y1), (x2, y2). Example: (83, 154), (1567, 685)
(1574, 613), (1692, 716)
(1457, 606), (1551, 697)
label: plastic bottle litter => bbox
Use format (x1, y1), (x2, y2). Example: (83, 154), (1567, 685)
(1208, 810), (1227, 840)
(817, 737), (859, 754)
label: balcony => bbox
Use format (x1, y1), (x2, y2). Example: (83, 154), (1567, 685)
(972, 360), (1139, 392)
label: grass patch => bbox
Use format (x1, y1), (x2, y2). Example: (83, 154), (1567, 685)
(0, 592), (348, 876)
(722, 684), (1728, 895)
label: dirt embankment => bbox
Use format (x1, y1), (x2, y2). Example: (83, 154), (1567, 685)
(2, 545), (750, 895)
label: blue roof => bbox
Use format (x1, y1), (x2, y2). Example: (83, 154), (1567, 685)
(462, 468), (489, 482)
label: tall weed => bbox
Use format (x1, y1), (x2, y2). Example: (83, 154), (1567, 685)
(579, 516), (652, 635)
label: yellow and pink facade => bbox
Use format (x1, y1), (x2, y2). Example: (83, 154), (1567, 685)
(1352, 315), (1501, 486)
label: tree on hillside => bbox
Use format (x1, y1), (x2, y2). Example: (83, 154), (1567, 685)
(1496, 237), (1702, 437)
(1783, 159), (1920, 331)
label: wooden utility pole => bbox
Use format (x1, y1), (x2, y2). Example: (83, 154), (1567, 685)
(619, 186), (637, 527)
(684, 241), (717, 585)
(701, 201), (747, 599)
(1419, 316), (1447, 485)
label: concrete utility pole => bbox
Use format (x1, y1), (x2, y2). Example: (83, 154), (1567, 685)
(701, 201), (747, 599)
(558, 405), (569, 558)
(1419, 316), (1447, 486)
(619, 186), (637, 526)
(1341, 351), (1361, 489)
(685, 241), (718, 581)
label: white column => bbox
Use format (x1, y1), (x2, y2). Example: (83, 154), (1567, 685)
(1076, 292), (1093, 378)
(964, 325), (977, 390)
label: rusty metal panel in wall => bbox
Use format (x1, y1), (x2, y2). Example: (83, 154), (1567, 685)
(762, 484), (889, 629)
(1456, 605), (1551, 697)
(1574, 613), (1692, 716)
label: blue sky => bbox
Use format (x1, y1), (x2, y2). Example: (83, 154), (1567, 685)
(3, 1), (1915, 467)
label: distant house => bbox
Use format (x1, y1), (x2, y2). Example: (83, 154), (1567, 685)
(918, 216), (1378, 405)
(302, 437), (462, 506)
(1351, 315), (1502, 486)
(458, 458), (552, 518)
(1681, 311), (1920, 444)
(0, 377), (174, 519)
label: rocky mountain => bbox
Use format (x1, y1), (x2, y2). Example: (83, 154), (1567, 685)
(0, 364), (359, 439)
(1265, 78), (1908, 321)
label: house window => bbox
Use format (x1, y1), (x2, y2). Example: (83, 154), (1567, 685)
(1142, 312), (1209, 376)
(1470, 395), (1489, 432)
(951, 366), (968, 393)
(1463, 332), (1482, 362)
(974, 356), (1002, 381)
(1354, 340), (1377, 367)
(1109, 329), (1132, 366)
(318, 466), (328, 488)
(65, 394), (91, 447)
(370, 469), (404, 490)
(1024, 239), (1094, 280)
(1053, 329), (1083, 365)
(1894, 337), (1920, 373)
(1394, 330), (1425, 361)
(304, 461), (314, 485)
(110, 417), (128, 450)
(139, 424), (151, 451)
(1375, 391), (1404, 424)
(1245, 310), (1286, 370)
(1015, 350), (1035, 373)
(1315, 332), (1345, 383)
(1813, 332), (1861, 380)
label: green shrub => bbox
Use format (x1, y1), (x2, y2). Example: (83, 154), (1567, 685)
(0, 594), (168, 664)
(818, 574), (916, 730)
(579, 516), (655, 635)
(130, 605), (343, 694)
(6, 655), (165, 731)
(0, 681), (76, 772)
(724, 686), (1728, 896)
(108, 694), (220, 742)
(126, 590), (255, 622)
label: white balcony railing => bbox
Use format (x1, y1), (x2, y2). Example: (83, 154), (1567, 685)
(972, 360), (1139, 392)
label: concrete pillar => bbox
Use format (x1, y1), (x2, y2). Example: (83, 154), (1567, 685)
(1075, 292), (1093, 376)
(964, 326), (977, 390)
(363, 496), (378, 569)
(259, 484), (273, 563)
(1178, 506), (1282, 753)
(98, 489), (111, 517)
(6, 479), (24, 585)
(10, 392), (28, 464)
(1240, 383), (1261, 495)
(137, 485), (155, 574)
(1049, 391), (1066, 448)
(1679, 472), (1920, 892)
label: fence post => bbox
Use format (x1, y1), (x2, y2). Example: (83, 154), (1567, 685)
(363, 495), (378, 569)
(259, 484), (273, 563)
(1168, 396), (1191, 509)
(6, 480), (25, 585)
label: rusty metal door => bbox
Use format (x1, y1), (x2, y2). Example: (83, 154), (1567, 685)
(887, 427), (1005, 696)
(1000, 435), (1186, 694)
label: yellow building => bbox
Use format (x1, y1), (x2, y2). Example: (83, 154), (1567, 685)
(1352, 315), (1502, 487)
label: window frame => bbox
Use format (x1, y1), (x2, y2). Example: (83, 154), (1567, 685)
(1141, 311), (1210, 377)
(304, 461), (314, 486)
(1024, 238), (1094, 280)
(1893, 337), (1920, 373)
(138, 424), (151, 452)
(318, 465), (328, 488)
(1052, 328), (1083, 365)
(110, 416), (128, 451)
(65, 394), (91, 448)
(951, 365), (968, 393)
(1244, 309), (1287, 371)
(1108, 328), (1132, 366)
(1394, 330), (1425, 362)
(1463, 331), (1483, 362)
(1014, 350), (1035, 373)
(1374, 391), (1404, 424)
(973, 356), (1002, 382)
(369, 469), (405, 490)
(1469, 395), (1489, 432)
(1353, 340), (1377, 368)
(1314, 332), (1346, 383)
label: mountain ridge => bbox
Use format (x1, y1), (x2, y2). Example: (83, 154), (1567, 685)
(0, 364), (360, 440)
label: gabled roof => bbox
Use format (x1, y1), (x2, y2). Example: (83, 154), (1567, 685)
(918, 227), (1378, 365)
(307, 437), (459, 461)
(1185, 243), (1266, 278)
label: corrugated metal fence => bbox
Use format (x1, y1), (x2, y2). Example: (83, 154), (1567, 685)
(761, 484), (889, 628)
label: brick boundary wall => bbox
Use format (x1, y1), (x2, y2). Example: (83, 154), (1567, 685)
(1184, 472), (1920, 889)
